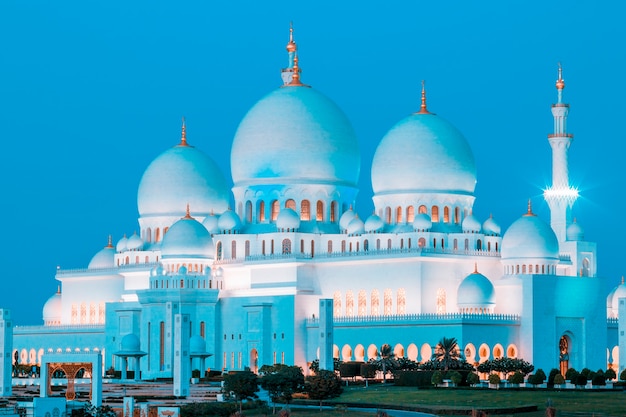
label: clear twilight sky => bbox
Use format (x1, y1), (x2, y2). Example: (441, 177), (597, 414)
(1, 1), (624, 325)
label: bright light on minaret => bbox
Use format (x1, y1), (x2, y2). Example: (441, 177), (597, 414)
(544, 63), (577, 243)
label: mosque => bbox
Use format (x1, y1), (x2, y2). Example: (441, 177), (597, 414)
(6, 27), (626, 383)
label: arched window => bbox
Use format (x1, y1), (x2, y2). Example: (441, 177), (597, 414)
(245, 240), (250, 257)
(146, 227), (152, 243)
(328, 240), (333, 253)
(431, 206), (439, 222)
(330, 201), (337, 222)
(384, 289), (392, 315)
(301, 200), (311, 221)
(245, 201), (252, 223)
(418, 237), (426, 248)
(371, 290), (380, 315)
(300, 239), (304, 253)
(346, 291), (354, 316)
(400, 239), (404, 249)
(271, 240), (275, 254)
(258, 201), (266, 222)
(364, 239), (369, 251)
(406, 206), (415, 223)
(311, 240), (315, 257)
(582, 258), (591, 276)
(387, 239), (392, 250)
(341, 240), (346, 252)
(285, 199), (296, 210)
(418, 205), (427, 214)
(316, 201), (324, 221)
(396, 206), (402, 223)
(443, 206), (450, 223)
(216, 242), (222, 260)
(385, 207), (392, 224)
(397, 288), (406, 314)
(522, 264), (526, 274)
(454, 207), (460, 224)
(271, 200), (280, 221)
(358, 290), (367, 316)
(436, 288), (446, 314)
(476, 240), (482, 251)
(282, 239), (292, 255)
(261, 240), (266, 255)
(231, 241), (237, 259)
(453, 239), (458, 251)
(487, 241), (491, 252)
(333, 291), (342, 317)
(464, 239), (469, 250)
(156, 228), (161, 242)
(376, 239), (381, 250)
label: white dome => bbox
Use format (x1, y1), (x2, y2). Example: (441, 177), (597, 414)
(276, 208), (300, 230)
(202, 213), (220, 234)
(346, 216), (365, 235)
(610, 279), (626, 316)
(372, 112), (476, 197)
(161, 215), (214, 258)
(566, 219), (584, 241)
(364, 214), (384, 233)
(501, 209), (559, 260)
(42, 289), (62, 325)
(457, 270), (496, 311)
(413, 213), (433, 231)
(217, 209), (242, 232)
(137, 139), (229, 219)
(339, 208), (356, 231)
(482, 215), (501, 236)
(126, 232), (144, 251)
(231, 86), (360, 189)
(116, 235), (128, 253)
(462, 213), (481, 233)
(88, 242), (115, 269)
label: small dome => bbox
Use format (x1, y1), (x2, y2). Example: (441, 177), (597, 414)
(202, 213), (220, 234)
(161, 215), (214, 258)
(126, 232), (144, 251)
(217, 209), (242, 232)
(42, 289), (62, 325)
(501, 208), (559, 260)
(482, 215), (501, 236)
(413, 213), (433, 231)
(179, 265), (188, 275)
(121, 334), (141, 352)
(364, 214), (384, 233)
(346, 216), (364, 235)
(566, 219), (584, 241)
(276, 208), (300, 230)
(339, 208), (356, 231)
(88, 240), (116, 269)
(151, 264), (165, 276)
(462, 214), (481, 233)
(457, 269), (496, 311)
(190, 335), (206, 353)
(116, 235), (128, 253)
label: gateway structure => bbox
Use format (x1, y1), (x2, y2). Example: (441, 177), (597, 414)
(11, 30), (624, 380)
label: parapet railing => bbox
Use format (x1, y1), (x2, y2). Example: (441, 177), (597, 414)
(306, 312), (521, 325)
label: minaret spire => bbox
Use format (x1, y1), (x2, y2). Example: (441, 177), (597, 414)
(179, 117), (189, 147)
(281, 23), (299, 85)
(417, 80), (430, 114)
(544, 64), (577, 243)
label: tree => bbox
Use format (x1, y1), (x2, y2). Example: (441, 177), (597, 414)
(620, 369), (626, 381)
(223, 370), (259, 414)
(553, 374), (565, 385)
(260, 365), (304, 413)
(447, 370), (462, 385)
(466, 372), (480, 385)
(375, 344), (397, 383)
(72, 402), (116, 417)
(605, 368), (616, 381)
(432, 337), (460, 371)
(565, 367), (578, 382)
(305, 369), (343, 411)
(431, 371), (444, 386)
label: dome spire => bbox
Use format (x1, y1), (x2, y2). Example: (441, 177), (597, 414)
(524, 199), (536, 217)
(184, 203), (193, 219)
(417, 80), (430, 114)
(556, 62), (565, 103)
(473, 262), (478, 274)
(106, 235), (113, 248)
(281, 22), (301, 85)
(287, 54), (305, 86)
(287, 21), (297, 53)
(179, 117), (189, 147)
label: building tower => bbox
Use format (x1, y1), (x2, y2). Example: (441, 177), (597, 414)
(544, 64), (578, 243)
(0, 309), (12, 396)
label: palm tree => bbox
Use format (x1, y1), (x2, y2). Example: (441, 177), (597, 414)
(433, 337), (460, 371)
(378, 343), (396, 383)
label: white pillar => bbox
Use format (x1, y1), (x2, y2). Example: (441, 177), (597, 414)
(318, 299), (334, 371)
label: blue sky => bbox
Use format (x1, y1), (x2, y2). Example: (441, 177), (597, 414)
(1, 1), (624, 324)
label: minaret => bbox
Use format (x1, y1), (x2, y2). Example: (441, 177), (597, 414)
(281, 22), (297, 85)
(544, 64), (578, 243)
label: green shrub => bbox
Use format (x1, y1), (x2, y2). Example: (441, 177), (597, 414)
(339, 361), (362, 378)
(605, 368), (616, 380)
(548, 368), (560, 385)
(620, 369), (626, 381)
(447, 371), (462, 385)
(466, 372), (480, 385)
(591, 374), (606, 386)
(507, 371), (524, 384)
(488, 374), (501, 385)
(575, 373), (588, 386)
(565, 368), (578, 381)
(580, 368), (592, 378)
(393, 370), (434, 387)
(553, 374), (565, 385)
(431, 371), (444, 386)
(534, 369), (546, 383)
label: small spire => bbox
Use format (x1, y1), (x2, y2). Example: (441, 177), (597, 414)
(179, 117), (188, 146)
(473, 263), (478, 274)
(622, 276), (624, 285)
(286, 54), (306, 87)
(286, 21), (297, 53)
(556, 63), (565, 90)
(56, 285), (61, 294)
(184, 203), (192, 219)
(417, 80), (430, 114)
(106, 235), (113, 248)
(524, 199), (536, 217)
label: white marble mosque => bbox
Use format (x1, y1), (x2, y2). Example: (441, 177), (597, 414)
(4, 27), (626, 386)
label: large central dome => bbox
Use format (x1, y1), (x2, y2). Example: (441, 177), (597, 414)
(372, 112), (476, 195)
(231, 86), (360, 187)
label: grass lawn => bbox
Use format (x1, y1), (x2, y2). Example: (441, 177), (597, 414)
(330, 385), (626, 416)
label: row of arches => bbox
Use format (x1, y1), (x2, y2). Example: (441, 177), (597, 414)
(117, 254), (159, 266)
(70, 302), (105, 325)
(505, 263), (557, 276)
(333, 289), (406, 317)
(14, 347), (104, 367)
(381, 205), (467, 225)
(243, 199), (344, 224)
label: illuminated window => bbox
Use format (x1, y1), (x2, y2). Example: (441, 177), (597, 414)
(397, 288), (406, 314)
(358, 290), (367, 316)
(418, 237), (426, 248)
(258, 201), (266, 222)
(301, 200), (310, 221)
(316, 201), (324, 221)
(346, 291), (354, 316)
(156, 228), (160, 242)
(333, 292), (342, 316)
(396, 207), (402, 223)
(443, 206), (450, 223)
(371, 290), (380, 315)
(330, 201), (337, 222)
(384, 289), (392, 315)
(341, 240), (346, 252)
(271, 200), (280, 221)
(282, 239), (291, 254)
(311, 240), (315, 257)
(385, 207), (392, 224)
(285, 199), (296, 210)
(407, 206), (415, 223)
(454, 207), (460, 223)
(431, 206), (439, 222)
(418, 205), (427, 214)
(436, 288), (446, 314)
(364, 239), (369, 251)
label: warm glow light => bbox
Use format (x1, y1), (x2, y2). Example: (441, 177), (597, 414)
(543, 186), (579, 203)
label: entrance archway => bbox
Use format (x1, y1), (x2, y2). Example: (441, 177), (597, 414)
(249, 348), (258, 374)
(559, 335), (570, 376)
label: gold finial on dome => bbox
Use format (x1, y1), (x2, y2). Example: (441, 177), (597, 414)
(473, 262), (479, 274)
(184, 203), (193, 219)
(179, 117), (189, 147)
(287, 54), (306, 86)
(622, 276), (625, 285)
(556, 62), (565, 91)
(56, 285), (61, 294)
(524, 199), (536, 217)
(417, 80), (430, 114)
(286, 21), (297, 53)
(106, 235), (113, 248)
